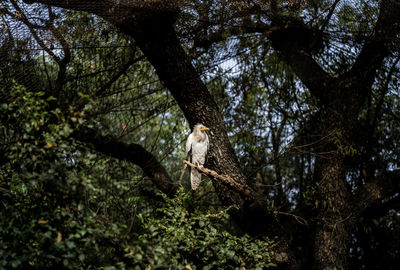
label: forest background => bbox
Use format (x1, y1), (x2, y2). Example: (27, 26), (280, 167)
(1, 0), (400, 269)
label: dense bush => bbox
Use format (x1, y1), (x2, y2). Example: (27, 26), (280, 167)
(126, 190), (276, 270)
(0, 84), (126, 269)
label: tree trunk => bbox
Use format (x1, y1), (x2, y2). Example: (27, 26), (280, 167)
(312, 155), (351, 270)
(306, 103), (354, 269)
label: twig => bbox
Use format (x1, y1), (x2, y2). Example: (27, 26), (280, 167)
(273, 211), (308, 225)
(183, 160), (257, 200)
(256, 180), (284, 188)
(178, 163), (187, 186)
(0, 187), (11, 193)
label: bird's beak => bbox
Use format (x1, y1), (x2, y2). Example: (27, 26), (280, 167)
(200, 126), (209, 132)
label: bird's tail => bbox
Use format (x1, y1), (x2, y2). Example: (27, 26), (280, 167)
(190, 169), (202, 190)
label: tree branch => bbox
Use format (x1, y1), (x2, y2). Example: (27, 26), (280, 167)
(268, 18), (334, 104)
(188, 13), (335, 104)
(362, 195), (400, 221)
(23, 0), (179, 24)
(353, 169), (400, 215)
(10, 1), (71, 98)
(344, 0), (400, 94)
(73, 127), (177, 196)
(75, 46), (144, 112)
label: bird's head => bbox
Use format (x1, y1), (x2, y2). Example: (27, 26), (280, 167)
(194, 124), (209, 132)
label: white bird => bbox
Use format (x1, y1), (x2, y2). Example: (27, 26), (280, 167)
(186, 124), (209, 190)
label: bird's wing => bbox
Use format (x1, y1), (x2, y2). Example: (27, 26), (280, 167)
(205, 133), (209, 153)
(205, 133), (209, 164)
(193, 139), (208, 165)
(185, 133), (193, 161)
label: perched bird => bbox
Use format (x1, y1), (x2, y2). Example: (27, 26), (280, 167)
(186, 124), (209, 190)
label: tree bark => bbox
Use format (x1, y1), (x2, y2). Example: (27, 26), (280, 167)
(312, 155), (351, 270)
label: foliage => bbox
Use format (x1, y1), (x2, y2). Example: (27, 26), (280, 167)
(0, 197), (128, 269)
(0, 83), (127, 269)
(349, 210), (400, 270)
(126, 189), (276, 270)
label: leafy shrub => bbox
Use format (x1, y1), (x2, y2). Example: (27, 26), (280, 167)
(125, 189), (276, 270)
(0, 84), (126, 269)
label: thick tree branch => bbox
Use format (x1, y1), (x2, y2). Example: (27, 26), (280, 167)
(73, 127), (177, 196)
(353, 169), (400, 215)
(344, 0), (400, 93)
(48, 9), (71, 97)
(362, 195), (400, 221)
(268, 19), (334, 104)
(23, 0), (179, 23)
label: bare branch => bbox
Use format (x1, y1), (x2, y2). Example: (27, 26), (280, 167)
(75, 46), (145, 111)
(273, 210), (307, 225)
(0, 187), (11, 193)
(9, 1), (71, 97)
(9, 1), (60, 62)
(183, 160), (258, 202)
